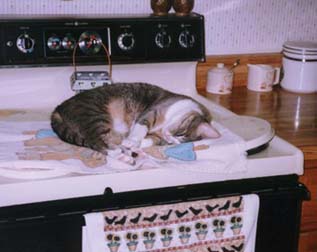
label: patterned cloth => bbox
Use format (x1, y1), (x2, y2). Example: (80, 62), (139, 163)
(0, 110), (247, 180)
(83, 194), (259, 252)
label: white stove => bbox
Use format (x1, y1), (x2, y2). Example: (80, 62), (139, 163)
(0, 15), (303, 206)
(0, 61), (303, 207)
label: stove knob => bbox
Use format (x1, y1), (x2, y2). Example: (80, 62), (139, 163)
(16, 33), (35, 53)
(78, 31), (102, 55)
(155, 30), (171, 49)
(62, 34), (76, 50)
(117, 32), (135, 51)
(47, 36), (62, 51)
(179, 30), (195, 48)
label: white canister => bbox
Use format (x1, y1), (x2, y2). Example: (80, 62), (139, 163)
(206, 63), (233, 94)
(281, 41), (317, 93)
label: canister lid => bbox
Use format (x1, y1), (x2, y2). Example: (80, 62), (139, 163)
(208, 63), (232, 74)
(283, 41), (317, 60)
(283, 41), (317, 52)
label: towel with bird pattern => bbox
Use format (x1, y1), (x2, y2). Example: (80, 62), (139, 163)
(83, 194), (259, 252)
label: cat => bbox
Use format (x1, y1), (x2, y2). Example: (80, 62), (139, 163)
(51, 82), (220, 164)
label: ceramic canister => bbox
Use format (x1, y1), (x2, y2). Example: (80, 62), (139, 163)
(206, 63), (233, 95)
(281, 41), (317, 93)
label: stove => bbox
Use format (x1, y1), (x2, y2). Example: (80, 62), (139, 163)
(0, 14), (308, 252)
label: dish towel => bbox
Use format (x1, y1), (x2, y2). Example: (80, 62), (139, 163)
(0, 119), (247, 180)
(83, 194), (259, 252)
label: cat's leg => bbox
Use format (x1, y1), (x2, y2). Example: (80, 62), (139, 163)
(161, 129), (181, 145)
(122, 109), (160, 149)
(121, 123), (148, 149)
(140, 134), (169, 148)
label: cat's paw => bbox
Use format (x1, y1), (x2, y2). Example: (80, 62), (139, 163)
(121, 138), (140, 149)
(107, 147), (138, 166)
(163, 131), (181, 145)
(140, 138), (154, 148)
(118, 153), (136, 165)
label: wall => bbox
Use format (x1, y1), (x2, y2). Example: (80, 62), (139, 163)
(1, 0), (316, 55)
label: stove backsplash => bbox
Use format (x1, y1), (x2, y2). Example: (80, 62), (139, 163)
(0, 15), (205, 67)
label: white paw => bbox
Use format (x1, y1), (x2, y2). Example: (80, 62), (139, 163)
(140, 138), (154, 148)
(122, 138), (139, 149)
(163, 131), (180, 145)
(118, 153), (136, 165)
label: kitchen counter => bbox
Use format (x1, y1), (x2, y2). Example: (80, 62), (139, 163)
(201, 85), (317, 252)
(201, 85), (317, 164)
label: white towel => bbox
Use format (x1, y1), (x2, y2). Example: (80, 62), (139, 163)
(152, 121), (247, 174)
(83, 194), (259, 252)
(0, 118), (247, 179)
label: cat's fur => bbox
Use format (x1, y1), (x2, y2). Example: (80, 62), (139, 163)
(51, 83), (220, 161)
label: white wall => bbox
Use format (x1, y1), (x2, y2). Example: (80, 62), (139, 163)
(1, 0), (316, 55)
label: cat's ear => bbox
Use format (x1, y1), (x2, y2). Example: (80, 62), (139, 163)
(197, 122), (220, 139)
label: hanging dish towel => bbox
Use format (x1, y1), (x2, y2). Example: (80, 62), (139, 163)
(83, 194), (259, 252)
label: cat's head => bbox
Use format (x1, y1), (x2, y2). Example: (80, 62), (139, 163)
(169, 112), (220, 143)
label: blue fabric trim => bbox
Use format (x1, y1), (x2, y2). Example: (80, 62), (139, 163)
(36, 129), (57, 139)
(164, 142), (196, 161)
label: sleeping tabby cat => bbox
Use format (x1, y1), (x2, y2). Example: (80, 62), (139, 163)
(51, 83), (220, 164)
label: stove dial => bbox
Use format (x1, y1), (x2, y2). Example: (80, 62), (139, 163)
(16, 33), (35, 53)
(155, 30), (171, 49)
(117, 32), (135, 51)
(179, 30), (195, 48)
(47, 36), (62, 51)
(62, 34), (76, 50)
(78, 31), (102, 55)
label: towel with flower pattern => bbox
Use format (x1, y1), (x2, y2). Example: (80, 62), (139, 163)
(83, 194), (259, 252)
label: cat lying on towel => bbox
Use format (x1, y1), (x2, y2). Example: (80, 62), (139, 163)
(51, 83), (220, 165)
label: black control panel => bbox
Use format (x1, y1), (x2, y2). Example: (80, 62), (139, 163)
(0, 14), (205, 67)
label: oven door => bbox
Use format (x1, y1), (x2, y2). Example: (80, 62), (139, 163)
(0, 175), (309, 252)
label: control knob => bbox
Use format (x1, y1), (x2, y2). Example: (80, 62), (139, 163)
(155, 30), (171, 49)
(179, 30), (195, 48)
(78, 31), (102, 55)
(16, 33), (35, 53)
(47, 36), (62, 51)
(117, 32), (135, 51)
(62, 34), (76, 50)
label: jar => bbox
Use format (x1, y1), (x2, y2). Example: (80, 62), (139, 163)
(172, 0), (194, 16)
(151, 0), (172, 16)
(206, 63), (233, 95)
(281, 41), (317, 93)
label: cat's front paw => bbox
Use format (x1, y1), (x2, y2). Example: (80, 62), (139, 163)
(121, 138), (140, 149)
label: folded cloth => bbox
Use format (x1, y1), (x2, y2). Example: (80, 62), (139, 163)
(0, 116), (247, 179)
(83, 194), (259, 252)
(140, 121), (247, 174)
